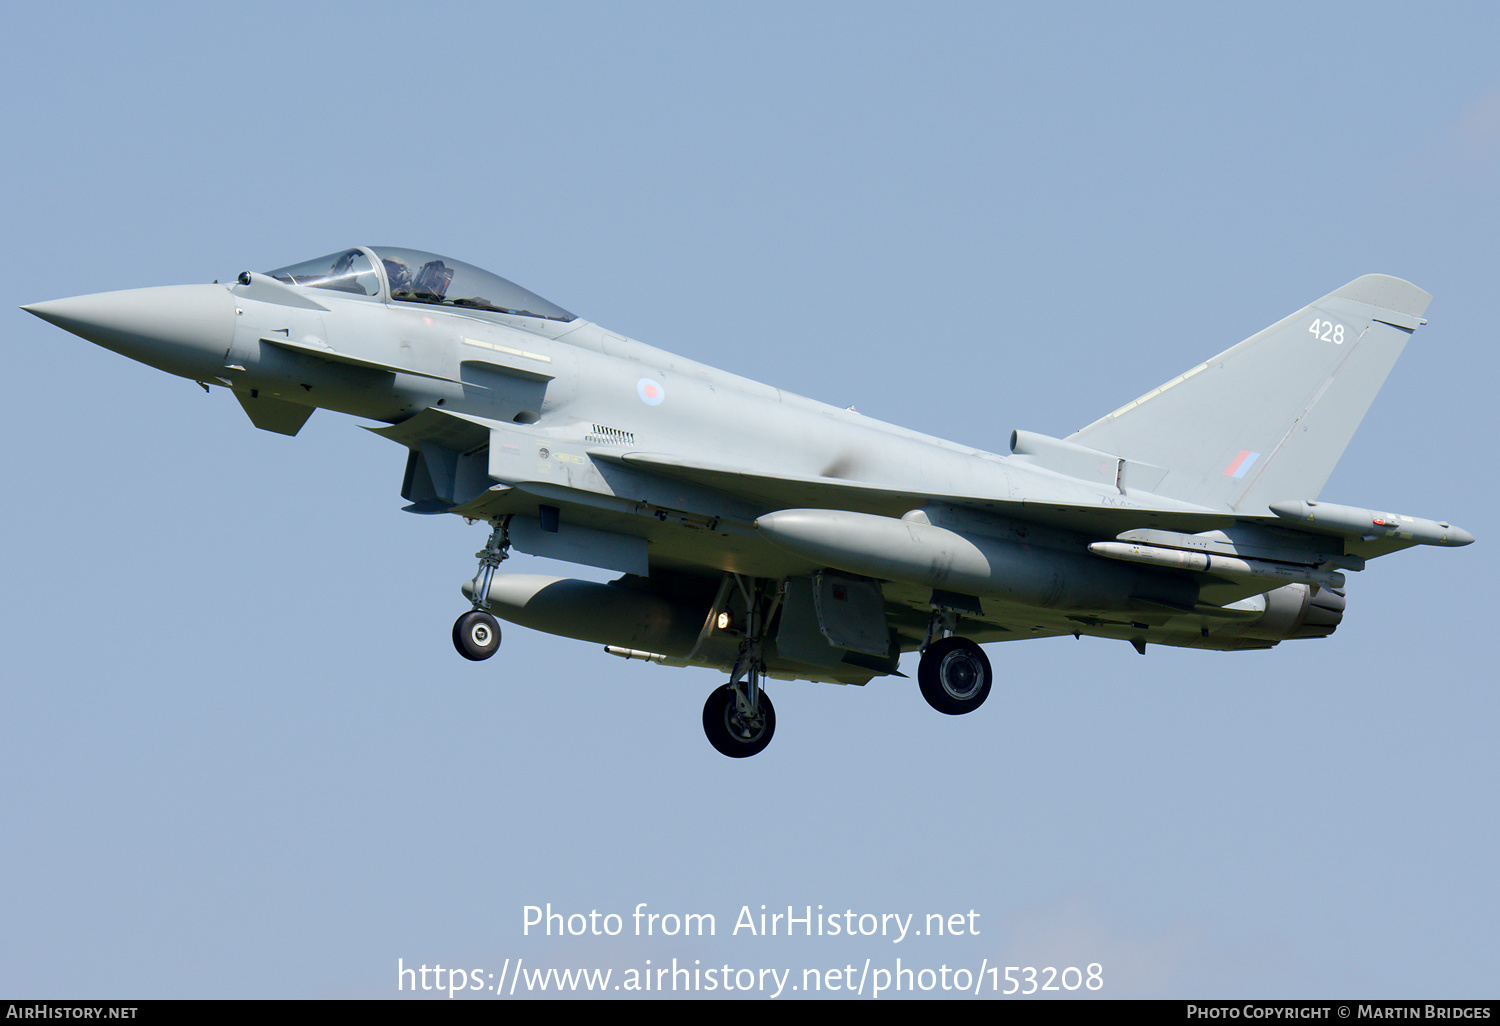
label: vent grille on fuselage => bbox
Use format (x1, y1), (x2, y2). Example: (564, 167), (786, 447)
(585, 424), (635, 446)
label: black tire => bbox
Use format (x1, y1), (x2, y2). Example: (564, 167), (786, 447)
(918, 637), (992, 715)
(702, 684), (776, 758)
(453, 610), (501, 661)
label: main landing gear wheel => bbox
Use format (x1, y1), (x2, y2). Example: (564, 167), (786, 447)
(453, 610), (501, 661)
(702, 684), (776, 758)
(918, 637), (992, 715)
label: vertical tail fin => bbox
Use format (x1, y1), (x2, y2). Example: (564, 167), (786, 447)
(1067, 274), (1431, 513)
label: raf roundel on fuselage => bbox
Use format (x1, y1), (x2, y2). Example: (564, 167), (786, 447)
(265, 247), (577, 322)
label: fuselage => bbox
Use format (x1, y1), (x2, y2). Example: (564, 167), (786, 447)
(33, 246), (1428, 677)
(30, 248), (1152, 545)
(230, 271), (1026, 499)
(23, 249), (1474, 754)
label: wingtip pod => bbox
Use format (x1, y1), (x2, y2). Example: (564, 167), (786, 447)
(1330, 274), (1432, 325)
(1269, 500), (1474, 547)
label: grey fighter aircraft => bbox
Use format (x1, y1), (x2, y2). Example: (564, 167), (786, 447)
(24, 248), (1473, 757)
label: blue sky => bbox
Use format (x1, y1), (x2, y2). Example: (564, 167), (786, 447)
(3, 1), (1495, 999)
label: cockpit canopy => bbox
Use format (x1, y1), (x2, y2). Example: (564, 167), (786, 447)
(264, 247), (576, 322)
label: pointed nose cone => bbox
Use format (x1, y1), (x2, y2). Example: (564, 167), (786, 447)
(24, 284), (236, 380)
(1445, 524), (1476, 547)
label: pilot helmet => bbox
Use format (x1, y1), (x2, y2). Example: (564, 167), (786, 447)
(383, 257), (413, 291)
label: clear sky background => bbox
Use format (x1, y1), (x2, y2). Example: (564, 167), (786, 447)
(3, 1), (1495, 1000)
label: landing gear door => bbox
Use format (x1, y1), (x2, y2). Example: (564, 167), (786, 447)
(811, 572), (891, 657)
(775, 578), (842, 667)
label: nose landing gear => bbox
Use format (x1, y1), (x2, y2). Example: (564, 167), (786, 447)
(452, 516), (511, 661)
(453, 610), (501, 661)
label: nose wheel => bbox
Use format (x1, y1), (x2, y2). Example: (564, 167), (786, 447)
(453, 610), (501, 661)
(453, 515), (511, 661)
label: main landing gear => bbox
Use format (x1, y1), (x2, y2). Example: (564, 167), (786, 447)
(702, 684), (776, 759)
(453, 516), (510, 662)
(701, 575), (780, 758)
(917, 608), (992, 715)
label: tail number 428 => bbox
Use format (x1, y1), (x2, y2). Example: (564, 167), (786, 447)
(1310, 318), (1345, 344)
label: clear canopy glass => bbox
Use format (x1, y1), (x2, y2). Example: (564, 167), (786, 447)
(265, 248), (380, 296)
(264, 247), (576, 322)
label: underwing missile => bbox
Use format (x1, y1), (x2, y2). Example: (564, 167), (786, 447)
(755, 508), (1197, 612)
(1087, 541), (1346, 590)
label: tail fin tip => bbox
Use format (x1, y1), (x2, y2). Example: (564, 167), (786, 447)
(1332, 274), (1432, 322)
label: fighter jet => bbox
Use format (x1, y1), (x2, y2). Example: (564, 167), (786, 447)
(24, 247), (1473, 757)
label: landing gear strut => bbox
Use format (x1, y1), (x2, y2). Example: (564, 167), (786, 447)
(701, 576), (780, 757)
(453, 516), (510, 661)
(917, 608), (992, 715)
